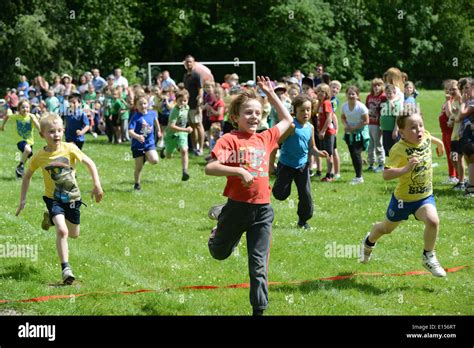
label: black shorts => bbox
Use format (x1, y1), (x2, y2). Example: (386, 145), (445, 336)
(111, 114), (121, 127)
(158, 112), (170, 126)
(43, 196), (83, 225)
(17, 141), (33, 157)
(320, 134), (335, 156)
(450, 140), (461, 154)
(132, 146), (156, 159)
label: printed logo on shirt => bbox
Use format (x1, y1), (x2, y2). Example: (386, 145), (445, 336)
(45, 157), (80, 203)
(405, 138), (432, 195)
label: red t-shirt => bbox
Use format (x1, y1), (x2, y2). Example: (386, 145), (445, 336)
(211, 127), (280, 204)
(317, 99), (336, 135)
(209, 99), (225, 122)
(366, 93), (387, 125)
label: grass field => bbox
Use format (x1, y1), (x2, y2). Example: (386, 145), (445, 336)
(0, 90), (472, 316)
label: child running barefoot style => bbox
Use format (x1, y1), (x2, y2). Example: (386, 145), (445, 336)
(272, 94), (328, 229)
(360, 108), (447, 277)
(0, 100), (40, 178)
(205, 76), (293, 316)
(128, 94), (161, 190)
(160, 89), (193, 181)
(16, 113), (103, 284)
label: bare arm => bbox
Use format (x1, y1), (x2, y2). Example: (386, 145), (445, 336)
(205, 159), (254, 187)
(431, 135), (445, 157)
(81, 155), (104, 203)
(383, 157), (419, 181)
(128, 129), (144, 143)
(257, 76), (292, 136)
(309, 124), (329, 157)
(0, 114), (9, 131)
(16, 168), (34, 216)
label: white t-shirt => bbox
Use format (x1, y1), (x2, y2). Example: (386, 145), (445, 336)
(342, 101), (369, 127)
(114, 76), (129, 89)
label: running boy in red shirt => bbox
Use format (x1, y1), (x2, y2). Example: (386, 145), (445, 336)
(205, 76), (293, 316)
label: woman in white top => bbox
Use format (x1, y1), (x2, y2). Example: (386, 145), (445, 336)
(341, 86), (370, 184)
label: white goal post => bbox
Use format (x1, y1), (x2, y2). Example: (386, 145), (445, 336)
(147, 61), (256, 86)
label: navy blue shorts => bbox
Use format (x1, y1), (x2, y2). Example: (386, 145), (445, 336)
(132, 146), (156, 159)
(43, 196), (83, 225)
(386, 194), (436, 222)
(17, 141), (33, 157)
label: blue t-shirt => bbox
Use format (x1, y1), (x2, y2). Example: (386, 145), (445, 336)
(18, 81), (30, 91)
(404, 96), (416, 104)
(129, 110), (158, 150)
(65, 109), (90, 142)
(279, 119), (313, 169)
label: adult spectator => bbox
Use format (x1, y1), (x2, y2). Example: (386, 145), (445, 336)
(18, 75), (30, 93)
(161, 70), (177, 91)
(34, 76), (49, 100)
(51, 76), (66, 98)
(183, 55), (205, 155)
(114, 68), (129, 89)
(313, 64), (324, 87)
(91, 69), (107, 93)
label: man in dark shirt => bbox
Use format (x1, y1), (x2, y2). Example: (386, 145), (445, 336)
(183, 55), (204, 156)
(313, 64), (324, 88)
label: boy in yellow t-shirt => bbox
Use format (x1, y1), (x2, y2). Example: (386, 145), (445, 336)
(360, 109), (447, 277)
(16, 113), (104, 285)
(0, 100), (40, 178)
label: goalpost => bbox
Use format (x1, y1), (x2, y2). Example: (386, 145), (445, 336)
(147, 61), (256, 86)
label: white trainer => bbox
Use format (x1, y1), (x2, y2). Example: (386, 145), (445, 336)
(359, 232), (375, 263)
(62, 267), (76, 285)
(350, 177), (364, 185)
(422, 250), (446, 277)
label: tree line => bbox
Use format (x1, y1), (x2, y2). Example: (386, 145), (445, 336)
(0, 0), (472, 90)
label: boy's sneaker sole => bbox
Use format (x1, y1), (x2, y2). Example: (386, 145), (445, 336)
(41, 211), (51, 231)
(208, 204), (225, 220)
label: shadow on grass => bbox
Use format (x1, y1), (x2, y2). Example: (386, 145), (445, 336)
(0, 263), (39, 280)
(271, 272), (414, 296)
(0, 175), (20, 182)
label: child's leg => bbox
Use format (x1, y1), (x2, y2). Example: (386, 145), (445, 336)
(443, 132), (456, 177)
(246, 204), (273, 313)
(375, 126), (385, 166)
(114, 126), (122, 144)
(269, 148), (278, 175)
(134, 156), (145, 184)
(53, 214), (71, 263)
(414, 204), (439, 252)
(180, 148), (188, 172)
(333, 148), (340, 175)
(271, 163), (294, 201)
(208, 200), (247, 260)
(458, 153), (465, 182)
(66, 220), (80, 239)
(145, 150), (159, 165)
(368, 218), (401, 244)
(21, 144), (32, 165)
(294, 163), (313, 224)
(368, 126), (376, 167)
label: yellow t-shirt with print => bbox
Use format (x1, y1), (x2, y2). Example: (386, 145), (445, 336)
(29, 142), (84, 203)
(385, 130), (433, 202)
(9, 113), (37, 145)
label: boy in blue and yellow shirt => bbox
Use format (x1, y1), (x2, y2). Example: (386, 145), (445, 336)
(0, 100), (40, 178)
(360, 108), (447, 277)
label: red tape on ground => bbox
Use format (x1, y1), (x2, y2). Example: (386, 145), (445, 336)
(0, 265), (470, 304)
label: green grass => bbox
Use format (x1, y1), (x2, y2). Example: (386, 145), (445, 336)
(0, 90), (472, 316)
